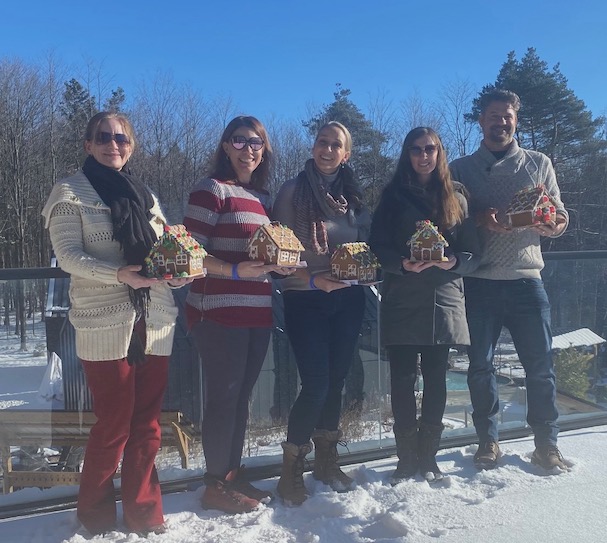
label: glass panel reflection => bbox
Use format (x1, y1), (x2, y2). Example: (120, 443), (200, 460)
(1, 254), (606, 509)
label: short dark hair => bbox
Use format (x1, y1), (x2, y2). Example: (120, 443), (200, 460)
(479, 89), (521, 114)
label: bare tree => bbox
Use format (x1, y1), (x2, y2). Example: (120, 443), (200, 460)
(436, 78), (481, 159)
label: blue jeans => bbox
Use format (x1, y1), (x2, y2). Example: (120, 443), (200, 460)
(283, 287), (366, 445)
(464, 277), (559, 446)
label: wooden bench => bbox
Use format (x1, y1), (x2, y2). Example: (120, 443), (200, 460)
(0, 410), (197, 494)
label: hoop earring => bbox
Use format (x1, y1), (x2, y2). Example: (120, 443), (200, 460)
(260, 156), (265, 163)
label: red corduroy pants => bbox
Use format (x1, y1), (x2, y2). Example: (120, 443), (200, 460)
(77, 354), (169, 534)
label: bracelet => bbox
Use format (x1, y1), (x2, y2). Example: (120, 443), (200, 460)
(232, 263), (240, 280)
(309, 274), (319, 290)
(167, 282), (181, 289)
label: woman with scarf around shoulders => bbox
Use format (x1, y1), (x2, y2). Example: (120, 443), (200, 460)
(183, 116), (293, 514)
(41, 112), (191, 536)
(272, 121), (371, 505)
(369, 127), (480, 484)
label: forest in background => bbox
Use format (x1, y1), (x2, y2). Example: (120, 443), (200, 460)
(1, 47), (607, 347)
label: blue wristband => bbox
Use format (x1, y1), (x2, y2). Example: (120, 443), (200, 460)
(232, 263), (240, 280)
(309, 274), (318, 290)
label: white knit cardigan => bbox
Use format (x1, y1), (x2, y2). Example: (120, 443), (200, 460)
(42, 171), (178, 361)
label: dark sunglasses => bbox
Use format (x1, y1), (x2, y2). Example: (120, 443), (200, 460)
(95, 131), (131, 146)
(231, 135), (264, 151)
(409, 144), (438, 156)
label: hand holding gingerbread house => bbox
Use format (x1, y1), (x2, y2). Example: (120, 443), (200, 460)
(407, 220), (449, 262)
(248, 222), (305, 266)
(145, 224), (207, 279)
(506, 185), (557, 228)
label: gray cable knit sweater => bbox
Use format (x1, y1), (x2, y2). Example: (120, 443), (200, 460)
(449, 140), (568, 280)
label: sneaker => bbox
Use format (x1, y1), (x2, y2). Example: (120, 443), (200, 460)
(201, 472), (260, 514)
(473, 441), (501, 469)
(531, 445), (567, 471)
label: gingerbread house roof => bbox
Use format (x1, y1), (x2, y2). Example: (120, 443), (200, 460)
(253, 222), (304, 252)
(332, 242), (379, 268)
(407, 220), (449, 247)
(153, 224), (207, 258)
(506, 185), (556, 215)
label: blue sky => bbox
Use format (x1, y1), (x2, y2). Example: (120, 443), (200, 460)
(2, 1), (606, 123)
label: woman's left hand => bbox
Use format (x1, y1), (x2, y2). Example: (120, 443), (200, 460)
(402, 256), (457, 273)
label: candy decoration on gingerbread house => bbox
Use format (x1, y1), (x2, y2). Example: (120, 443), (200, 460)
(506, 185), (557, 228)
(248, 222), (305, 266)
(145, 224), (207, 279)
(407, 220), (449, 262)
(330, 242), (380, 282)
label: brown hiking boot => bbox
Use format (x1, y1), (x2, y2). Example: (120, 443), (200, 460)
(312, 429), (354, 492)
(474, 441), (501, 470)
(201, 470), (260, 514)
(531, 445), (568, 471)
(231, 465), (273, 504)
(277, 441), (312, 506)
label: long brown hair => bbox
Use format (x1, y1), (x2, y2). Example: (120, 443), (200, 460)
(390, 127), (463, 227)
(209, 115), (273, 191)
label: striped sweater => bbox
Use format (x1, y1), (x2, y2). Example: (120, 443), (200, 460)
(183, 178), (272, 328)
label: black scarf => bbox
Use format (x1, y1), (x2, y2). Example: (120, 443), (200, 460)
(82, 155), (157, 364)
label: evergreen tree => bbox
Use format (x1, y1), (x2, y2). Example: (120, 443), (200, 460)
(468, 48), (605, 165)
(59, 78), (97, 172)
(103, 86), (126, 112)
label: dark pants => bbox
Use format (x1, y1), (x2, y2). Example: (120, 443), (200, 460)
(464, 277), (559, 446)
(283, 287), (366, 445)
(190, 320), (271, 477)
(78, 354), (168, 534)
(387, 345), (450, 430)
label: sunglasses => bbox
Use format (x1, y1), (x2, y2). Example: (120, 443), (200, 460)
(409, 144), (438, 156)
(95, 132), (131, 146)
(231, 135), (264, 151)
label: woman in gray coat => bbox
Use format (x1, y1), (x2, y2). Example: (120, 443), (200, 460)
(370, 127), (480, 483)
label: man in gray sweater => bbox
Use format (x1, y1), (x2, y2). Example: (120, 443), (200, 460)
(450, 89), (568, 471)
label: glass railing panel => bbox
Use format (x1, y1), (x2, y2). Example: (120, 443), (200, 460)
(1, 254), (607, 513)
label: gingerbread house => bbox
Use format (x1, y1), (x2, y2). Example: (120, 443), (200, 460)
(506, 185), (557, 228)
(407, 220), (449, 262)
(248, 222), (304, 266)
(145, 224), (207, 279)
(330, 242), (379, 282)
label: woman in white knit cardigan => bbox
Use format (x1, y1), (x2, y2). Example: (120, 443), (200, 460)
(42, 112), (191, 537)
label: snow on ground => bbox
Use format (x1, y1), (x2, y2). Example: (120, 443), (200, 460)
(1, 425), (606, 543)
(2, 322), (607, 542)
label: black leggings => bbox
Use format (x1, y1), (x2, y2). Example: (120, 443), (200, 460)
(387, 345), (450, 430)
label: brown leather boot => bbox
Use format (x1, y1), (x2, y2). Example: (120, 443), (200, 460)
(231, 465), (274, 504)
(277, 441), (312, 506)
(312, 429), (354, 492)
(201, 469), (260, 514)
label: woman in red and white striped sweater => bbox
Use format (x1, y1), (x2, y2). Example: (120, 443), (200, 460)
(183, 116), (291, 514)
